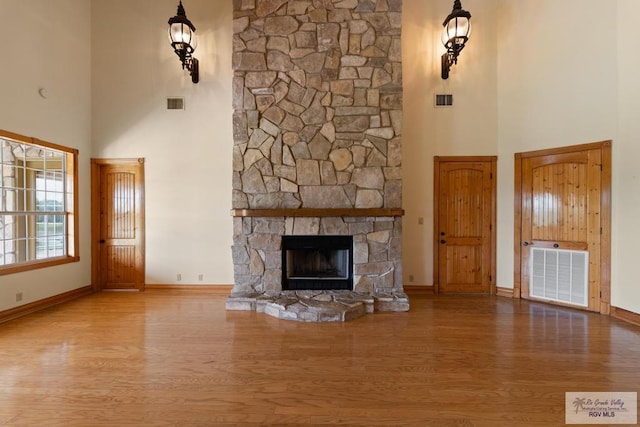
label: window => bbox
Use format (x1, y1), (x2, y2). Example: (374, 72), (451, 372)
(0, 130), (78, 274)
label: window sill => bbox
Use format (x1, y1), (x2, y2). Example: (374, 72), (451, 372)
(0, 256), (80, 276)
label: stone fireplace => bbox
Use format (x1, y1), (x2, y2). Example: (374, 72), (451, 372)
(227, 0), (408, 321)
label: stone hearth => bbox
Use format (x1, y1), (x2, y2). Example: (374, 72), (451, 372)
(230, 0), (406, 320)
(226, 290), (409, 322)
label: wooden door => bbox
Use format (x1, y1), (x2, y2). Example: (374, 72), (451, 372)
(91, 159), (145, 291)
(515, 142), (611, 313)
(434, 157), (496, 294)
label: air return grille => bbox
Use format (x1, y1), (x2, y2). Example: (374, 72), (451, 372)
(167, 97), (185, 110)
(530, 248), (588, 307)
(434, 94), (453, 107)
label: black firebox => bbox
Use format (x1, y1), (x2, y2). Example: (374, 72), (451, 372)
(281, 235), (353, 291)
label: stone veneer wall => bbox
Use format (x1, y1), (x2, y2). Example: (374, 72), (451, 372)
(231, 0), (403, 295)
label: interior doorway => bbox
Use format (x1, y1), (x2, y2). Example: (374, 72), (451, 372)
(91, 158), (145, 291)
(433, 156), (497, 294)
(514, 141), (611, 313)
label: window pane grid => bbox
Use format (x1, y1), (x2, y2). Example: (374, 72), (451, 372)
(0, 136), (71, 267)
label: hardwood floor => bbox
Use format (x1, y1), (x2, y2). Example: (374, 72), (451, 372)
(0, 291), (638, 426)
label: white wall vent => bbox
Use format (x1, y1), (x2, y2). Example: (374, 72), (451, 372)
(434, 94), (453, 107)
(530, 248), (588, 307)
(167, 97), (185, 110)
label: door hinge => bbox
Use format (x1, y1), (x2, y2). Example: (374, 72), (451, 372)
(600, 227), (603, 234)
(489, 274), (492, 282)
(490, 173), (493, 179)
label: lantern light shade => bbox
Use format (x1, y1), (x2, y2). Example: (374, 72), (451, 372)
(441, 0), (472, 79)
(168, 1), (199, 84)
(169, 22), (197, 51)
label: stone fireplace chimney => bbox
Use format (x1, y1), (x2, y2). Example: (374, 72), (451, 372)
(228, 0), (407, 320)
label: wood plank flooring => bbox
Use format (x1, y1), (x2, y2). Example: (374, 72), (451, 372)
(0, 290), (639, 426)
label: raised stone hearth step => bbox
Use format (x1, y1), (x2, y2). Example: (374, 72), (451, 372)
(265, 297), (365, 322)
(226, 290), (409, 322)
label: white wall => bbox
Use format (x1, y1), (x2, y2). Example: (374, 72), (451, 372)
(91, 0), (234, 285)
(496, 0), (618, 294)
(614, 0), (640, 313)
(402, 0), (498, 287)
(498, 0), (619, 306)
(404, 0), (640, 315)
(0, 0), (92, 311)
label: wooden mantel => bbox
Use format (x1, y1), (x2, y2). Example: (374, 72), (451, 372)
(231, 208), (405, 218)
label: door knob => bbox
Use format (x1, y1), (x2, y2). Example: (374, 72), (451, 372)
(553, 243), (559, 248)
(522, 241), (529, 246)
(99, 239), (106, 244)
(440, 239), (446, 244)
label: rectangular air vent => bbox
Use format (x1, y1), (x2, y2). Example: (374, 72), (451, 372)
(530, 248), (588, 307)
(434, 94), (453, 107)
(167, 97), (185, 110)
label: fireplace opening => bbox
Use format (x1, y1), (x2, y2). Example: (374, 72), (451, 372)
(281, 235), (353, 291)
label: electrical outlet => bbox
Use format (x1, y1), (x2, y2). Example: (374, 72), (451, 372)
(198, 274), (204, 281)
(418, 217), (424, 225)
(409, 275), (414, 282)
(177, 273), (182, 281)
(15, 292), (23, 302)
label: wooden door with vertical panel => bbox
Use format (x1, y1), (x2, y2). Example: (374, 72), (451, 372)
(516, 143), (610, 312)
(91, 159), (145, 291)
(434, 157), (496, 294)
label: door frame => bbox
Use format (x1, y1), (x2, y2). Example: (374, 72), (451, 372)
(513, 141), (612, 314)
(91, 158), (146, 292)
(433, 156), (497, 294)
